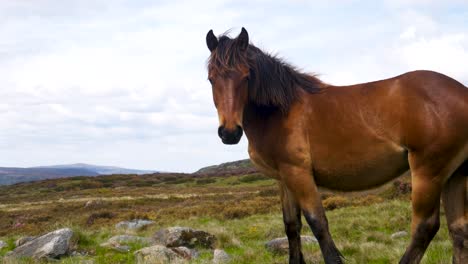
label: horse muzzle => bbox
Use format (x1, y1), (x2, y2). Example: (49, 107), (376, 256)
(218, 125), (243, 145)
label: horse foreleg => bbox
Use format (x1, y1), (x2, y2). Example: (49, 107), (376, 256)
(280, 164), (344, 264)
(280, 183), (306, 264)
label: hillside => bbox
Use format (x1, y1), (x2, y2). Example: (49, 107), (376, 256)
(0, 167), (446, 264)
(35, 163), (156, 175)
(0, 167), (98, 185)
(195, 159), (257, 175)
(0, 164), (157, 185)
(0, 159), (256, 186)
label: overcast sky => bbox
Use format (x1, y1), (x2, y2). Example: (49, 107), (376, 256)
(1, 0), (467, 172)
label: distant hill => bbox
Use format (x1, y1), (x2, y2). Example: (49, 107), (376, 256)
(34, 163), (155, 175)
(0, 164), (157, 185)
(0, 159), (258, 186)
(195, 159), (257, 175)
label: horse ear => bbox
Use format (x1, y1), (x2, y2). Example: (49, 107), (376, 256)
(237, 27), (249, 51)
(206, 29), (218, 52)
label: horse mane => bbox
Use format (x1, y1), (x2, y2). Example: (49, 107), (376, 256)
(208, 34), (323, 113)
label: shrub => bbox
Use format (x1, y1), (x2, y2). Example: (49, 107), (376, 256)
(258, 188), (278, 197)
(323, 196), (350, 210)
(353, 195), (384, 206)
(222, 206), (254, 219)
(238, 174), (269, 183)
(195, 178), (217, 185)
(86, 212), (115, 226)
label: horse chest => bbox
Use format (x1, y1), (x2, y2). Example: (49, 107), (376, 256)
(248, 144), (281, 179)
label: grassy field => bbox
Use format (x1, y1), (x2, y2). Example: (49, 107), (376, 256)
(0, 172), (452, 263)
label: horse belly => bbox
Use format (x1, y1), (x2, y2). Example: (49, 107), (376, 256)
(312, 144), (409, 191)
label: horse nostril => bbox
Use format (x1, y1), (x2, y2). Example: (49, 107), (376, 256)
(218, 126), (225, 139)
(236, 125), (242, 134)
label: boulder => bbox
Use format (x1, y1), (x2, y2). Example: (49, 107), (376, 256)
(153, 227), (216, 249)
(213, 249), (230, 263)
(15, 236), (36, 247)
(6, 228), (73, 259)
(116, 219), (154, 230)
(265, 236), (317, 254)
(391, 231), (408, 239)
(100, 235), (151, 252)
(0, 240), (7, 249)
(134, 245), (187, 264)
(171, 246), (199, 260)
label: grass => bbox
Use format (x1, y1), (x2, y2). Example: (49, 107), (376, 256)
(0, 173), (452, 263)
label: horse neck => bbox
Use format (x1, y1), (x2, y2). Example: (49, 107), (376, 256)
(242, 102), (281, 141)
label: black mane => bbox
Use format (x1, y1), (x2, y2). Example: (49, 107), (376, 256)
(208, 34), (323, 113)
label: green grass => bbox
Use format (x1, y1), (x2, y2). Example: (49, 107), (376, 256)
(2, 200), (452, 263)
(0, 173), (451, 263)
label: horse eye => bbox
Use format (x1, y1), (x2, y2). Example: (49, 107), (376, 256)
(208, 78), (214, 85)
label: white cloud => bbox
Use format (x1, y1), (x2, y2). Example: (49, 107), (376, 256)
(0, 1), (467, 171)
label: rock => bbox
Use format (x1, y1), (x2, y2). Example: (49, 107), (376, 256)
(265, 236), (318, 254)
(171, 246), (199, 260)
(100, 235), (150, 252)
(15, 236), (36, 247)
(6, 228), (73, 259)
(0, 240), (7, 249)
(391, 231), (408, 239)
(134, 245), (187, 264)
(77, 260), (95, 264)
(116, 219), (154, 230)
(153, 227), (216, 249)
(106, 235), (151, 245)
(213, 249), (230, 263)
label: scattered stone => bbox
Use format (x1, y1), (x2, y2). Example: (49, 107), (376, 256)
(6, 228), (73, 259)
(171, 246), (199, 260)
(391, 231), (408, 239)
(213, 249), (230, 264)
(134, 245), (187, 264)
(265, 236), (318, 254)
(70, 250), (87, 257)
(113, 245), (131, 253)
(0, 240), (7, 249)
(78, 260), (95, 264)
(153, 227), (216, 249)
(100, 235), (150, 252)
(116, 219), (154, 230)
(15, 236), (36, 247)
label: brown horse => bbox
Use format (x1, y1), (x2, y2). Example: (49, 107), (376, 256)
(205, 28), (468, 264)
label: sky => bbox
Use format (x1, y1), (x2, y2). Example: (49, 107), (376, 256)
(0, 0), (467, 172)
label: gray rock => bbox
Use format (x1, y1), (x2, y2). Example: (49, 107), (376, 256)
(6, 228), (73, 259)
(0, 240), (7, 249)
(134, 245), (187, 264)
(15, 236), (36, 247)
(77, 260), (95, 264)
(113, 245), (131, 253)
(107, 235), (151, 245)
(213, 249), (230, 264)
(265, 236), (318, 254)
(153, 227), (216, 249)
(391, 231), (408, 239)
(116, 219), (154, 230)
(171, 246), (199, 260)
(100, 235), (150, 251)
